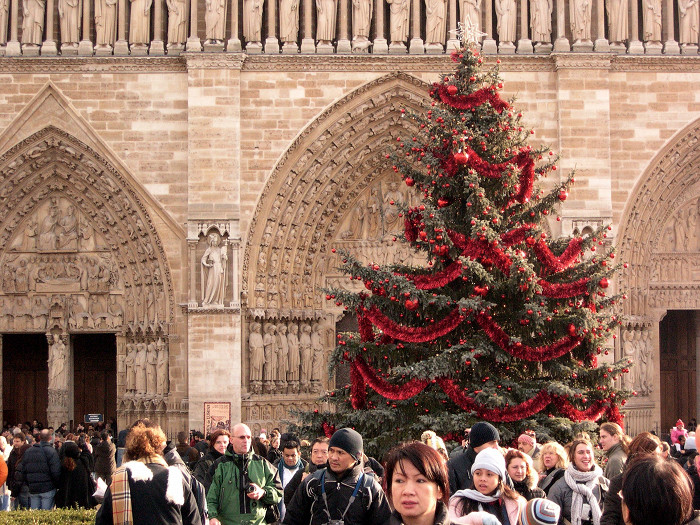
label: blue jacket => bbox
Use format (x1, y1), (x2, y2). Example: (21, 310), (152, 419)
(17, 441), (61, 494)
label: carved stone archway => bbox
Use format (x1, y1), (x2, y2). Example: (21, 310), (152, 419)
(241, 72), (431, 429)
(0, 126), (177, 428)
(617, 118), (700, 436)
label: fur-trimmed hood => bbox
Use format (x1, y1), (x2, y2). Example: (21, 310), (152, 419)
(122, 460), (185, 506)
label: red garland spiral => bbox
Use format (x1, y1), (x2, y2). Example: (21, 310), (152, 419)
(434, 84), (511, 112)
(363, 305), (463, 343)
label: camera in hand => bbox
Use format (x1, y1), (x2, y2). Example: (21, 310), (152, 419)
(245, 483), (256, 494)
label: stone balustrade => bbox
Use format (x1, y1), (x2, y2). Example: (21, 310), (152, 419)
(0, 0), (697, 57)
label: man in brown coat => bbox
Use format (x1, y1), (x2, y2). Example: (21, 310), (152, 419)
(93, 431), (116, 486)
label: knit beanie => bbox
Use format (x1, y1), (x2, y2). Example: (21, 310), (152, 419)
(518, 433), (535, 447)
(521, 498), (561, 525)
(469, 422), (500, 449)
(328, 428), (363, 461)
(677, 419), (685, 428)
(471, 447), (506, 480)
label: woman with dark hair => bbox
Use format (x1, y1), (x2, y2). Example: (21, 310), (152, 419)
(547, 438), (608, 525)
(598, 423), (630, 480)
(192, 428), (230, 492)
(505, 449), (545, 501)
(384, 441), (450, 525)
(95, 422), (201, 525)
(10, 443), (30, 509)
(620, 454), (700, 525)
(55, 441), (95, 509)
(449, 448), (526, 525)
(600, 431), (661, 525)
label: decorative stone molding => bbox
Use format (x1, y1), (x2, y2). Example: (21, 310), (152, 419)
(0, 57), (186, 73)
(183, 52), (246, 70)
(552, 53), (613, 70)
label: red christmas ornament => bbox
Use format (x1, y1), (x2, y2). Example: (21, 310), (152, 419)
(405, 177), (415, 186)
(599, 277), (609, 288)
(437, 198), (450, 208)
(454, 152), (469, 165)
(447, 85), (458, 95)
(558, 190), (568, 201)
(405, 299), (419, 310)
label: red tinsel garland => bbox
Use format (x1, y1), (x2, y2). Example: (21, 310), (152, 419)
(605, 403), (624, 426)
(553, 396), (607, 422)
(476, 313), (583, 361)
(537, 278), (590, 298)
(353, 356), (430, 399)
(363, 305), (463, 343)
(406, 260), (464, 289)
(534, 238), (584, 273)
(357, 312), (375, 342)
(500, 224), (536, 246)
(321, 422), (336, 438)
(350, 360), (367, 409)
(434, 84), (511, 113)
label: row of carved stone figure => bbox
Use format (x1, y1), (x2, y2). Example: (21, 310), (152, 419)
(248, 320), (325, 394)
(124, 339), (169, 396)
(6, 0), (698, 52)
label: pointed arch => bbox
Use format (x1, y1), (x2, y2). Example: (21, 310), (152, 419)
(242, 72), (432, 310)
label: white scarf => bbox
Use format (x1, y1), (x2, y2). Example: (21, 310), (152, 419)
(564, 463), (603, 525)
(453, 487), (502, 504)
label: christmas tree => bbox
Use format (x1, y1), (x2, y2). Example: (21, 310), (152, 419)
(296, 41), (633, 456)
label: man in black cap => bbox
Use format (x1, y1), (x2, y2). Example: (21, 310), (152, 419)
(447, 421), (500, 494)
(283, 428), (391, 525)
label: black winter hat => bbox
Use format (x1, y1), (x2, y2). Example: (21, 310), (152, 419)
(469, 422), (500, 449)
(328, 428), (363, 461)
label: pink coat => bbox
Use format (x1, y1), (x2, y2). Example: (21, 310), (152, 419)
(671, 426), (688, 445)
(448, 493), (526, 525)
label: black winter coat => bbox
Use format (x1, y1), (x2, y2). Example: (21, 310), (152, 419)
(55, 452), (95, 509)
(191, 447), (224, 492)
(283, 463), (392, 525)
(512, 479), (546, 501)
(16, 441), (60, 494)
(284, 462), (323, 506)
(600, 471), (623, 525)
(447, 446), (477, 494)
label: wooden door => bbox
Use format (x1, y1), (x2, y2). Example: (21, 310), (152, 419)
(660, 311), (697, 433)
(2, 334), (48, 426)
(72, 334), (117, 425)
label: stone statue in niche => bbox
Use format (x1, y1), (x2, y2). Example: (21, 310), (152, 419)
(606, 0), (628, 44)
(316, 0), (338, 44)
(135, 342), (147, 395)
(351, 0), (372, 50)
(276, 322), (289, 389)
(570, 0), (592, 41)
(38, 202), (60, 250)
(23, 217), (38, 251)
(107, 295), (123, 328)
(383, 181), (404, 230)
(243, 0), (263, 43)
(95, 0), (118, 46)
(32, 295), (49, 330)
(530, 0), (552, 43)
(387, 0), (409, 44)
(146, 340), (157, 394)
(679, 0), (699, 45)
(156, 338), (168, 395)
(205, 0), (226, 42)
(425, 0), (447, 45)
(129, 0), (152, 45)
(201, 232), (227, 307)
(58, 205), (78, 250)
(0, 0), (8, 43)
(125, 343), (136, 392)
(299, 322), (312, 389)
(643, 0), (661, 41)
(58, 0), (81, 46)
(280, 0), (299, 44)
(249, 322), (264, 393)
(366, 187), (381, 237)
(15, 259), (29, 293)
(311, 322), (324, 390)
(262, 323), (277, 393)
(3, 264), (15, 293)
(621, 328), (637, 391)
(287, 322), (300, 392)
(495, 0), (516, 42)
(460, 0), (481, 32)
(636, 330), (654, 396)
(21, 0), (46, 45)
(48, 334), (67, 390)
(166, 0), (187, 43)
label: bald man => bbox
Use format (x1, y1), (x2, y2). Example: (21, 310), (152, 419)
(207, 424), (282, 525)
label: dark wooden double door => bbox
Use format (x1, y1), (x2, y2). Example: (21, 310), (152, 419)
(2, 333), (116, 427)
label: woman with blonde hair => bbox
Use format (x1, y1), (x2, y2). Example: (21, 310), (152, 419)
(95, 422), (201, 525)
(537, 441), (568, 496)
(598, 422), (630, 479)
(421, 430), (449, 462)
(505, 449), (545, 501)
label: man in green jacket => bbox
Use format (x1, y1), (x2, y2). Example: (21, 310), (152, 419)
(208, 423), (282, 525)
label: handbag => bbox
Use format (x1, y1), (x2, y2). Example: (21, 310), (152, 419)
(264, 502), (280, 524)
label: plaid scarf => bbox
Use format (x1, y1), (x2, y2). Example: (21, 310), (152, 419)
(110, 455), (168, 525)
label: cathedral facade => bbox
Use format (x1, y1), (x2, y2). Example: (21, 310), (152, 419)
(0, 0), (697, 437)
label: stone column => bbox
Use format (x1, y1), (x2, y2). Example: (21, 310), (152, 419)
(40, 0), (58, 54)
(228, 0), (242, 50)
(78, 0), (94, 54)
(188, 239), (199, 308)
(46, 333), (70, 428)
(300, 0), (315, 51)
(374, 0), (388, 52)
(151, 0), (166, 53)
(337, 0), (351, 52)
(446, 0), (459, 50)
(594, 0), (609, 50)
(5, 0), (19, 55)
(186, 0), (203, 50)
(628, 0), (644, 53)
(229, 239), (241, 309)
(265, 0), (280, 53)
(408, 0), (423, 52)
(662, 0), (679, 53)
(114, 0), (130, 54)
(516, 0), (533, 52)
(552, 0), (569, 50)
(482, 0), (497, 53)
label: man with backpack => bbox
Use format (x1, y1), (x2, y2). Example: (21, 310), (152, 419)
(283, 428), (391, 525)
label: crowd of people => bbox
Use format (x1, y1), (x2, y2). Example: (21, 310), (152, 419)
(0, 417), (699, 525)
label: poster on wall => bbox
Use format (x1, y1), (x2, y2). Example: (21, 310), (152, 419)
(204, 402), (231, 434)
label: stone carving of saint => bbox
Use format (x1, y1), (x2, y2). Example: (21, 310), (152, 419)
(606, 0), (628, 43)
(58, 205), (78, 250)
(262, 323), (277, 392)
(201, 232), (227, 307)
(637, 330), (654, 396)
(352, 0), (371, 49)
(166, 0), (187, 43)
(366, 187), (381, 236)
(135, 342), (147, 394)
(95, 0), (118, 46)
(146, 340), (157, 394)
(299, 322), (312, 388)
(125, 343), (136, 392)
(23, 217), (38, 250)
(383, 182), (403, 229)
(280, 0), (299, 44)
(205, 0), (226, 41)
(156, 338), (168, 395)
(571, 0), (592, 41)
(316, 0), (338, 43)
(622, 329), (637, 391)
(249, 322), (264, 389)
(495, 0), (516, 42)
(15, 259), (29, 293)
(287, 323), (300, 390)
(38, 204), (59, 251)
(107, 295), (123, 328)
(425, 0), (447, 45)
(0, 0), (8, 43)
(243, 0), (263, 43)
(48, 334), (67, 390)
(530, 0), (552, 42)
(21, 0), (45, 45)
(387, 0), (409, 44)
(679, 0), (699, 44)
(276, 323), (289, 387)
(129, 0), (152, 45)
(310, 322), (324, 385)
(460, 0), (481, 30)
(32, 295), (49, 330)
(58, 0), (81, 45)
(643, 0), (662, 41)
